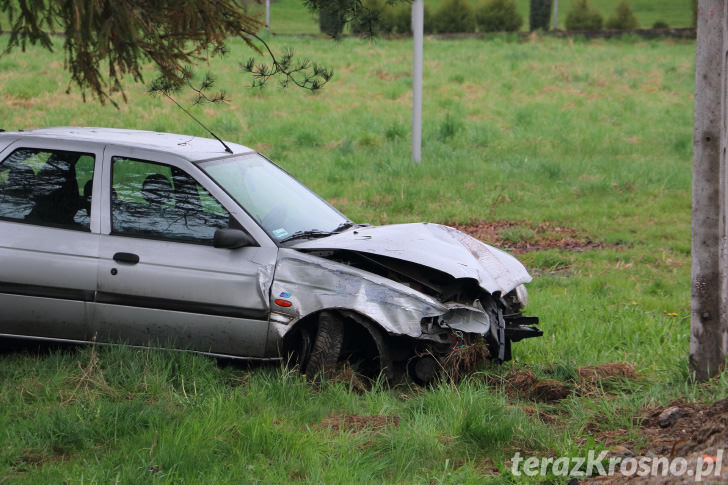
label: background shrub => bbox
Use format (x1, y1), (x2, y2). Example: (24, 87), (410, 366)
(565, 0), (603, 30)
(319, 0), (354, 37)
(352, 0), (433, 35)
(476, 0), (523, 32)
(433, 0), (476, 33)
(529, 0), (552, 31)
(350, 0), (387, 34)
(605, 0), (639, 30)
(652, 20), (669, 29)
(383, 3), (434, 34)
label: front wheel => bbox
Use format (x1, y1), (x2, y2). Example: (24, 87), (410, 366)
(304, 311), (344, 379)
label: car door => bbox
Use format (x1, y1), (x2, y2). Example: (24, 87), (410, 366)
(0, 140), (103, 341)
(93, 148), (277, 357)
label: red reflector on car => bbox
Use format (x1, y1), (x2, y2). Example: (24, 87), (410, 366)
(274, 299), (292, 307)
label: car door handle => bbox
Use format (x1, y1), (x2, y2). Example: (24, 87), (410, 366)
(113, 252), (140, 264)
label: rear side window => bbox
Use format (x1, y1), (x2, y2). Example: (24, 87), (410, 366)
(0, 148), (95, 230)
(111, 157), (232, 244)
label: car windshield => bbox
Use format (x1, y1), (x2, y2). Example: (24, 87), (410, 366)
(201, 154), (350, 242)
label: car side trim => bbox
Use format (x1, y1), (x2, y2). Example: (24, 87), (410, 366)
(0, 281), (268, 320)
(0, 281), (95, 302)
(95, 291), (269, 320)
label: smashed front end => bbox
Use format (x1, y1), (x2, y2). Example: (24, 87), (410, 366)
(272, 224), (542, 381)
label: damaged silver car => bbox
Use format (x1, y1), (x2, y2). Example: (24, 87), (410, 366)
(0, 127), (541, 382)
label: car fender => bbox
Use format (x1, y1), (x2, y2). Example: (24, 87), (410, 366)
(268, 249), (448, 340)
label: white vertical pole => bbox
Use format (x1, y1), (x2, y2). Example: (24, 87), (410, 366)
(412, 0), (423, 164)
(552, 0), (559, 30)
(265, 0), (271, 33)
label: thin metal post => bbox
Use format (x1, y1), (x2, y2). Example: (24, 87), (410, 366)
(411, 0), (423, 163)
(265, 0), (271, 33)
(552, 0), (558, 30)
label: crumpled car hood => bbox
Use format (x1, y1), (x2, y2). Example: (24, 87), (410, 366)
(290, 223), (532, 295)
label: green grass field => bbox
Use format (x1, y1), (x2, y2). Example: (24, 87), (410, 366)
(0, 26), (710, 483)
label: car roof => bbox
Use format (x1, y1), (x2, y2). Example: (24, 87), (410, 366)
(0, 127), (254, 161)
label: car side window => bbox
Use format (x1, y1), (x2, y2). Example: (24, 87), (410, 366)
(0, 148), (95, 231)
(111, 157), (233, 244)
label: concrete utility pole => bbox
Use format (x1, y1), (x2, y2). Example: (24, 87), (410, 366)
(690, 0), (728, 381)
(552, 0), (559, 30)
(412, 0), (423, 163)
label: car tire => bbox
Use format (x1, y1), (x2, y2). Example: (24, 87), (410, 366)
(305, 311), (344, 379)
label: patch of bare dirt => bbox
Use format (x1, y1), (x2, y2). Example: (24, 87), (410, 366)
(451, 220), (610, 253)
(494, 369), (571, 403)
(578, 363), (638, 382)
(316, 414), (400, 433)
(579, 397), (728, 484)
(639, 399), (728, 458)
(532, 379), (572, 402)
(575, 363), (640, 397)
(489, 363), (638, 405)
(501, 369), (538, 398)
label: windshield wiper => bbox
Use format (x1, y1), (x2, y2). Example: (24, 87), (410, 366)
(279, 222), (356, 244)
(332, 221), (355, 233)
(279, 229), (334, 244)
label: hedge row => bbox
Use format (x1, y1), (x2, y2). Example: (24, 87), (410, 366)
(349, 0), (524, 35)
(566, 0), (640, 31)
(324, 0), (675, 36)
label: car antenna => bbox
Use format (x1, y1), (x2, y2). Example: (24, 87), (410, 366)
(161, 93), (233, 154)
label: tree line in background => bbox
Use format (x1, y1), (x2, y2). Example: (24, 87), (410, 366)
(321, 0), (694, 36)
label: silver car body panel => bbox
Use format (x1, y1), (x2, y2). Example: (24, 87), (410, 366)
(1, 127), (254, 161)
(95, 237), (276, 357)
(0, 138), (15, 155)
(291, 222), (532, 296)
(270, 249), (448, 338)
(269, 249), (502, 342)
(0, 224), (98, 340)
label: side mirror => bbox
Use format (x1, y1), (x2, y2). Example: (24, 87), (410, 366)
(213, 228), (257, 249)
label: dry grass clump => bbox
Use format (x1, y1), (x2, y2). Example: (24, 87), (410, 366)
(441, 341), (490, 383)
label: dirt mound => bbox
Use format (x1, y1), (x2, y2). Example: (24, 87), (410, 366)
(451, 220), (608, 253)
(497, 370), (571, 403)
(317, 414), (400, 433)
(578, 363), (638, 382)
(576, 363), (639, 396)
(493, 364), (637, 405)
(639, 398), (728, 457)
(502, 369), (538, 397)
(581, 398), (728, 484)
(531, 379), (572, 402)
